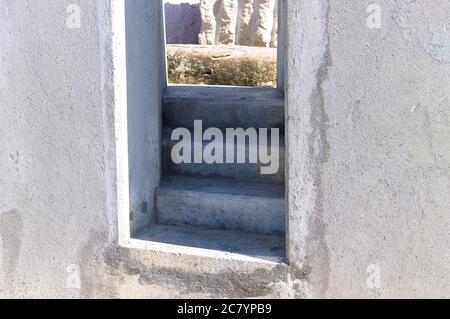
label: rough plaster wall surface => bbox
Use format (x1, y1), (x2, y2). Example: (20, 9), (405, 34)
(0, 0), (114, 298)
(0, 0), (449, 299)
(285, 0), (331, 298)
(0, 5), (12, 89)
(125, 0), (165, 235)
(286, 0), (450, 298)
(321, 0), (450, 298)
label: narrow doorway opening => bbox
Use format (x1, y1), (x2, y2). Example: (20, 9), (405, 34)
(163, 0), (280, 88)
(128, 0), (286, 263)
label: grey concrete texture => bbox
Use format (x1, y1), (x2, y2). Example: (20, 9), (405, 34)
(135, 224), (285, 262)
(286, 0), (450, 298)
(126, 0), (166, 235)
(163, 86), (285, 130)
(162, 128), (285, 183)
(0, 0), (449, 299)
(156, 176), (285, 234)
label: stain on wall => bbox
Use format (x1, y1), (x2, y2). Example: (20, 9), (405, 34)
(0, 209), (23, 286)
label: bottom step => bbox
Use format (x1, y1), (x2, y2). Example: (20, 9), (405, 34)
(156, 176), (285, 235)
(135, 224), (285, 262)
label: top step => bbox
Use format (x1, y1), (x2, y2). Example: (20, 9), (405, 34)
(163, 86), (285, 130)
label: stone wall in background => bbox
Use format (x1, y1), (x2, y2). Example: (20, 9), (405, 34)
(164, 3), (201, 44)
(167, 45), (277, 86)
(199, 0), (278, 47)
(164, 0), (278, 47)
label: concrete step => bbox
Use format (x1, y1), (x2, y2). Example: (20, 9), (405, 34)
(135, 224), (285, 263)
(162, 128), (285, 183)
(156, 176), (285, 235)
(163, 86), (285, 130)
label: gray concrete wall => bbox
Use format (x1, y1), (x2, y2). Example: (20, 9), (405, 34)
(125, 0), (166, 235)
(0, 0), (166, 298)
(0, 0), (449, 298)
(286, 0), (450, 298)
(0, 0), (115, 298)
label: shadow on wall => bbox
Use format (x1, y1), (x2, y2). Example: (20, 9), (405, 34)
(164, 3), (201, 45)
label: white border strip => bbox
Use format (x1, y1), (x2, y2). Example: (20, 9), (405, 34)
(111, 0), (131, 245)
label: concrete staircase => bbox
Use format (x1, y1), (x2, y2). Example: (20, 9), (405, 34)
(156, 86), (285, 239)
